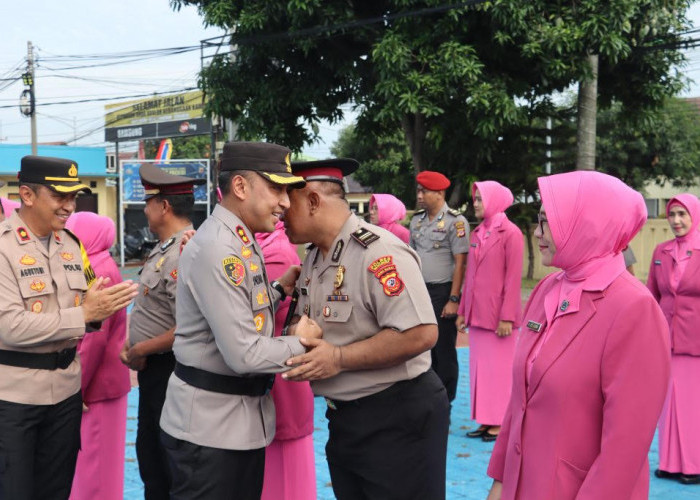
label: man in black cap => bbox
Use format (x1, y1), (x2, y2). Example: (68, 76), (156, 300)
(119, 163), (204, 500)
(159, 142), (321, 500)
(0, 155), (138, 499)
(281, 159), (450, 500)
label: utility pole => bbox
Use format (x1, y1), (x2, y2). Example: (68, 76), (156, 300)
(27, 41), (37, 155)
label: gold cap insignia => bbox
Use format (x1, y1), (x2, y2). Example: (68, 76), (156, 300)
(68, 164), (78, 177)
(285, 153), (292, 173)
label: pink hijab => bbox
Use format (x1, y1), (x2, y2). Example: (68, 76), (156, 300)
(65, 211), (116, 269)
(1, 198), (20, 218)
(472, 181), (514, 222)
(537, 171), (646, 328)
(666, 193), (700, 242)
(369, 194), (409, 243)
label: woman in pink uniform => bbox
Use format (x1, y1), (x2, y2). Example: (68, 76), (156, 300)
(258, 221), (317, 500)
(368, 193), (410, 244)
(67, 212), (130, 500)
(456, 181), (523, 442)
(486, 171), (670, 500)
(647, 193), (700, 485)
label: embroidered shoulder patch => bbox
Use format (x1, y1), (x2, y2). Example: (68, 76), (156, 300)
(222, 256), (245, 286)
(455, 221), (466, 238)
(367, 255), (405, 297)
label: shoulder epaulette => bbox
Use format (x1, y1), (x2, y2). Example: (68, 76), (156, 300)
(412, 209), (426, 217)
(448, 208), (462, 217)
(351, 227), (379, 248)
(161, 236), (176, 252)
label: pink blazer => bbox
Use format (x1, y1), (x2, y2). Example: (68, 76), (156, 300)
(647, 238), (700, 356)
(458, 218), (523, 329)
(488, 271), (670, 500)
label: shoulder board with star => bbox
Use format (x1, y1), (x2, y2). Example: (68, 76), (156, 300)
(160, 236), (176, 252)
(351, 227), (379, 248)
(412, 209), (426, 217)
(447, 208), (462, 217)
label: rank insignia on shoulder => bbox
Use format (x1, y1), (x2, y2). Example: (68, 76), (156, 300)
(526, 320), (543, 333)
(161, 236), (176, 252)
(170, 269), (178, 280)
(654, 260), (661, 265)
(17, 227), (30, 242)
(448, 208), (461, 217)
(236, 226), (251, 245)
(351, 228), (379, 248)
(413, 209), (426, 216)
(222, 256), (245, 287)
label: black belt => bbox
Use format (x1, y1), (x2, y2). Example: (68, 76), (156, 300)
(0, 347), (76, 370)
(174, 362), (274, 396)
(325, 370), (432, 410)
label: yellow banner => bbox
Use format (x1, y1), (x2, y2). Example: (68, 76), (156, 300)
(105, 90), (206, 128)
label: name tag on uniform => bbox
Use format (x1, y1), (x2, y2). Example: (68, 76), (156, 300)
(470, 243), (477, 247)
(301, 287), (309, 296)
(526, 320), (543, 333)
(654, 260), (661, 265)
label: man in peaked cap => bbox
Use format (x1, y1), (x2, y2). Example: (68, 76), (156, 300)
(281, 158), (450, 500)
(0, 155), (138, 499)
(409, 170), (469, 405)
(159, 142), (321, 500)
(119, 163), (204, 500)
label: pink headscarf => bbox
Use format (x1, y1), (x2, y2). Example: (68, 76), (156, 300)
(369, 194), (410, 244)
(65, 212), (116, 269)
(1, 198), (20, 218)
(256, 220), (287, 249)
(666, 193), (700, 241)
(472, 181), (514, 222)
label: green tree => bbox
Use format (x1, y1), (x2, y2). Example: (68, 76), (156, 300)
(142, 135), (212, 160)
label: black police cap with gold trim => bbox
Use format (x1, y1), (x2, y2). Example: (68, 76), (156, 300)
(219, 141), (306, 187)
(139, 163), (206, 200)
(18, 155), (92, 194)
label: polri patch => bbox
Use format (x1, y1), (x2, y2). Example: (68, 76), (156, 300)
(367, 255), (405, 297)
(222, 256), (245, 287)
(455, 221), (466, 238)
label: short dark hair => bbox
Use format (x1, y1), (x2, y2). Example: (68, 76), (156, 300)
(218, 170), (255, 197)
(155, 194), (194, 219)
(312, 180), (346, 200)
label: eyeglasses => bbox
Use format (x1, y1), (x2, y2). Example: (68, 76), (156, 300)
(537, 213), (549, 233)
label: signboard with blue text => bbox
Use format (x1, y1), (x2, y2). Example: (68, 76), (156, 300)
(121, 160), (209, 203)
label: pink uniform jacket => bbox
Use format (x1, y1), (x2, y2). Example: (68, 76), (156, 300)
(647, 194), (700, 356)
(488, 171), (671, 499)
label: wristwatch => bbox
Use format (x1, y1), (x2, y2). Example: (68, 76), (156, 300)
(270, 280), (286, 300)
(448, 295), (461, 303)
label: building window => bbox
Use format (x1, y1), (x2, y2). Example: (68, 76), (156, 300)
(645, 198), (659, 218)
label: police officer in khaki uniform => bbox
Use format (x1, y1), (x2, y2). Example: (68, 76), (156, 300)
(159, 142), (318, 500)
(282, 159), (450, 500)
(119, 163), (204, 500)
(0, 155), (138, 500)
(409, 171), (469, 404)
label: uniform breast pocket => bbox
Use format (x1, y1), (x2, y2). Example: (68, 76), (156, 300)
(65, 271), (88, 292)
(323, 303), (353, 323)
(18, 276), (55, 309)
(140, 273), (162, 298)
(428, 230), (447, 248)
(251, 284), (271, 311)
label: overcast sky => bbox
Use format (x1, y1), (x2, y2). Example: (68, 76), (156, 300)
(0, 1), (698, 160)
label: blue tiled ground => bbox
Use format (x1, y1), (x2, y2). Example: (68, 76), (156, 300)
(122, 348), (697, 499)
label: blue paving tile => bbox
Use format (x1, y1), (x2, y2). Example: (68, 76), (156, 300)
(123, 347), (696, 498)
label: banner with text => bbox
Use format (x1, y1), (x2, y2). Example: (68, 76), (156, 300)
(121, 160), (209, 203)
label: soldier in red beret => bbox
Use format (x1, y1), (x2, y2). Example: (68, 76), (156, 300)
(409, 171), (469, 405)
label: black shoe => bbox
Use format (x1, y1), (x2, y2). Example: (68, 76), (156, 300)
(679, 474), (700, 485)
(482, 432), (499, 442)
(655, 469), (682, 480)
(466, 426), (489, 438)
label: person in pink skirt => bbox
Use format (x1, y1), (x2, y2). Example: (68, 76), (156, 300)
(257, 221), (317, 500)
(486, 171), (670, 500)
(368, 194), (410, 244)
(647, 193), (700, 485)
(67, 212), (131, 500)
(456, 181), (523, 442)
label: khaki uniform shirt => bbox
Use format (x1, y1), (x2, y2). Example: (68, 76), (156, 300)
(409, 202), (469, 283)
(129, 225), (192, 347)
(0, 211), (93, 404)
(298, 215), (436, 401)
(160, 205), (305, 450)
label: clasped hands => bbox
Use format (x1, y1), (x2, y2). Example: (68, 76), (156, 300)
(282, 315), (342, 382)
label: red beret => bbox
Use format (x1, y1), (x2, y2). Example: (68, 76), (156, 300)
(416, 171), (450, 191)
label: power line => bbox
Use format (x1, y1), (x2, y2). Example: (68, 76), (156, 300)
(0, 87), (197, 109)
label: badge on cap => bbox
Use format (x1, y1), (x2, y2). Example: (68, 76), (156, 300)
(222, 256), (245, 286)
(68, 164), (78, 177)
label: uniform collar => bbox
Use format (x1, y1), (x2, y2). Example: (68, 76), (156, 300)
(149, 224), (194, 257)
(8, 210), (64, 249)
(315, 214), (357, 270)
(212, 204), (259, 252)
